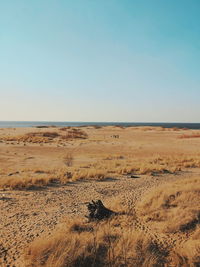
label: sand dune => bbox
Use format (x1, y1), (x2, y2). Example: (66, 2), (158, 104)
(0, 126), (200, 266)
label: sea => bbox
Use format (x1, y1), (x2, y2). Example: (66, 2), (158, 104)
(0, 121), (200, 129)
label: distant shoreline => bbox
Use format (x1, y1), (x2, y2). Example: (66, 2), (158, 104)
(0, 121), (200, 129)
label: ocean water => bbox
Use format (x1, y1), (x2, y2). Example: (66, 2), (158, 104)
(0, 121), (200, 129)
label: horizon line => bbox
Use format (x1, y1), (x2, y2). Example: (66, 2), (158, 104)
(0, 120), (200, 124)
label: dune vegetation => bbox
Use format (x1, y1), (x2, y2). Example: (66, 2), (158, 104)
(179, 133), (200, 139)
(1, 152), (200, 190)
(1, 126), (200, 266)
(24, 177), (200, 267)
(1, 154), (200, 190)
(0, 128), (88, 144)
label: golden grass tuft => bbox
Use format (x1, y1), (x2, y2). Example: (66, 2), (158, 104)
(63, 154), (74, 167)
(0, 167), (109, 189)
(137, 177), (200, 233)
(136, 177), (200, 266)
(24, 180), (200, 267)
(0, 173), (60, 190)
(24, 205), (165, 267)
(72, 168), (108, 181)
(2, 154), (200, 190)
(89, 155), (200, 177)
(170, 233), (200, 267)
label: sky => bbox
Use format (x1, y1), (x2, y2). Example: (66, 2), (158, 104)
(0, 0), (200, 122)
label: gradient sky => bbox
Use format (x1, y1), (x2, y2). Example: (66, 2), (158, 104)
(0, 0), (200, 122)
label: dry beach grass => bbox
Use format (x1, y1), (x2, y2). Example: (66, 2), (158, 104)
(0, 126), (200, 266)
(25, 176), (200, 267)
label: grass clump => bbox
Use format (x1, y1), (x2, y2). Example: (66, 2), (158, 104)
(1, 131), (60, 143)
(0, 167), (109, 190)
(63, 154), (74, 167)
(24, 177), (200, 267)
(0, 128), (88, 144)
(0, 175), (57, 190)
(72, 169), (108, 181)
(136, 177), (200, 266)
(137, 177), (200, 233)
(24, 208), (165, 267)
(61, 128), (88, 140)
(88, 155), (200, 177)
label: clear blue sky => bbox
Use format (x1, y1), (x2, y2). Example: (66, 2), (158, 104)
(0, 0), (199, 122)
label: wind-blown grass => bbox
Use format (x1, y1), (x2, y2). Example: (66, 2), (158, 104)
(25, 177), (200, 266)
(24, 202), (165, 267)
(1, 154), (200, 190)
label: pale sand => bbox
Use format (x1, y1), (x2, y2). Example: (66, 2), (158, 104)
(0, 126), (200, 266)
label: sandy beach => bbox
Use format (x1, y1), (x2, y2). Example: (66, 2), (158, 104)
(0, 126), (200, 266)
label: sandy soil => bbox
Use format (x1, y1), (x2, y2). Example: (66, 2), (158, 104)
(0, 126), (200, 266)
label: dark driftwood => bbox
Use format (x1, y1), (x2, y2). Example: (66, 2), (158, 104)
(86, 200), (116, 221)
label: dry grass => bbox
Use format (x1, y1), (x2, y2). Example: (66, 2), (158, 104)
(59, 127), (71, 131)
(134, 126), (183, 131)
(1, 126), (200, 265)
(137, 177), (200, 233)
(24, 177), (200, 267)
(92, 125), (103, 129)
(1, 134), (51, 143)
(1, 154), (200, 190)
(63, 154), (74, 167)
(0, 167), (109, 189)
(24, 203), (165, 267)
(0, 131), (60, 143)
(170, 232), (200, 267)
(0, 168), (64, 189)
(88, 154), (200, 176)
(72, 168), (108, 181)
(136, 177), (200, 266)
(1, 127), (200, 191)
(179, 133), (200, 139)
(61, 128), (88, 140)
(0, 175), (57, 190)
(0, 128), (88, 144)
(36, 132), (60, 138)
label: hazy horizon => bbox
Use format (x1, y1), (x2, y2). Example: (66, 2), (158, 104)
(0, 120), (200, 124)
(1, 0), (200, 122)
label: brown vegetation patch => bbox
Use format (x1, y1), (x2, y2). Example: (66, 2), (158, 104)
(61, 128), (88, 140)
(59, 127), (71, 131)
(2, 154), (200, 190)
(0, 128), (88, 144)
(25, 188), (200, 267)
(0, 175), (58, 190)
(63, 154), (74, 167)
(137, 177), (200, 234)
(35, 126), (50, 128)
(0, 167), (109, 190)
(24, 206), (168, 267)
(0, 131), (60, 143)
(92, 125), (103, 129)
(89, 155), (200, 177)
(179, 133), (200, 139)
